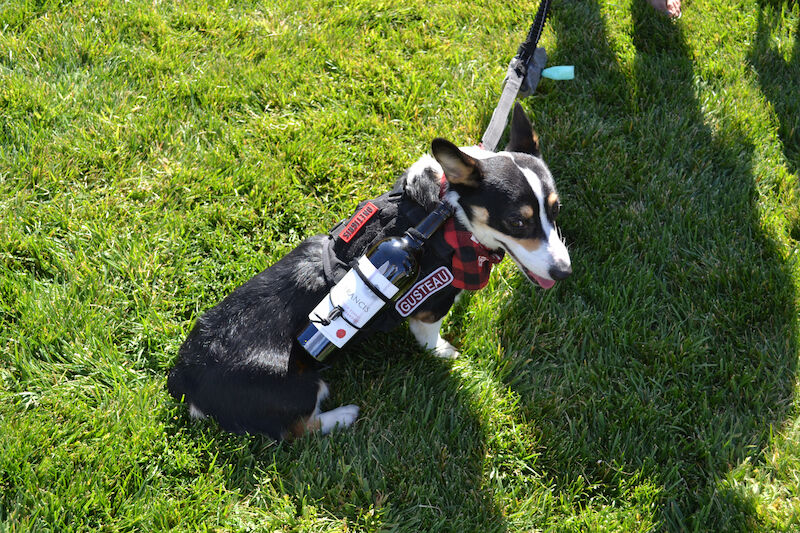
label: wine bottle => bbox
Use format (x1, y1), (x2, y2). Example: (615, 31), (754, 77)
(297, 201), (454, 360)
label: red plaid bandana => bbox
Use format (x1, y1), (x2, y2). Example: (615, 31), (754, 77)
(439, 176), (505, 290)
(443, 218), (504, 290)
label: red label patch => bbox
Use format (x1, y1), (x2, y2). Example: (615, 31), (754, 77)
(339, 202), (379, 243)
(395, 267), (454, 317)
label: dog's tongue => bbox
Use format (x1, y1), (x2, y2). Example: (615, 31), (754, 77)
(529, 271), (555, 289)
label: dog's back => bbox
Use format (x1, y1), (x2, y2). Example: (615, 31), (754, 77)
(167, 238), (329, 438)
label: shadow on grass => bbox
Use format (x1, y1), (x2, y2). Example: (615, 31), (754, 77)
(487, 1), (799, 530)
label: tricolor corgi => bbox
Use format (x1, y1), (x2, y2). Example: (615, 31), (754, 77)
(167, 103), (571, 440)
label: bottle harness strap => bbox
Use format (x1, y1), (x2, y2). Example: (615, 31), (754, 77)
(322, 235), (403, 308)
(321, 237), (347, 292)
(311, 251), (398, 328)
(323, 177), (505, 294)
(309, 198), (453, 351)
(309, 296), (346, 327)
(352, 262), (394, 305)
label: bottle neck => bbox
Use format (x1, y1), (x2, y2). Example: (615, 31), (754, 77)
(405, 201), (455, 246)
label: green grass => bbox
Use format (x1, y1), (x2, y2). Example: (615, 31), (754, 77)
(1, 0), (799, 530)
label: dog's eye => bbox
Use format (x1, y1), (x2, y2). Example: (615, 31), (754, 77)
(507, 218), (526, 230)
(551, 202), (560, 219)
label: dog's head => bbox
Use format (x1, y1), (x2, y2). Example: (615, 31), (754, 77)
(433, 104), (571, 289)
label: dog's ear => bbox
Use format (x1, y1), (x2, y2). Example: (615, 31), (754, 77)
(506, 102), (541, 156)
(431, 138), (482, 187)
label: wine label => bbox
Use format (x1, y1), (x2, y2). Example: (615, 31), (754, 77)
(395, 266), (453, 317)
(308, 257), (399, 348)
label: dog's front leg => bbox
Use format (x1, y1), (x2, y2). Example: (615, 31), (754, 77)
(408, 315), (460, 359)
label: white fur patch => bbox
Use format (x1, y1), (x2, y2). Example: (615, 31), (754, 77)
(460, 145), (505, 160)
(189, 404), (206, 419)
(317, 405), (360, 434)
(317, 381), (330, 405)
(409, 316), (460, 359)
(406, 154), (441, 184)
(309, 381), (359, 435)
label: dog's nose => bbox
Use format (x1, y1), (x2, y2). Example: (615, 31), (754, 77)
(549, 264), (572, 281)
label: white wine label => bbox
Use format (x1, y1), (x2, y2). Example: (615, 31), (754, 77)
(353, 256), (399, 300)
(308, 257), (398, 348)
(394, 266), (453, 317)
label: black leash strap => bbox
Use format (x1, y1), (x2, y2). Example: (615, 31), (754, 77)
(517, 0), (552, 70)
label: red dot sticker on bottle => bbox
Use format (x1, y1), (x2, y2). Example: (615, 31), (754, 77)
(336, 329), (346, 338)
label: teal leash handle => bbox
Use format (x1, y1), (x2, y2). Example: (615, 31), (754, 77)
(542, 66), (575, 80)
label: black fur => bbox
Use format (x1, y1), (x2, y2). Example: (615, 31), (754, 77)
(168, 238), (328, 436)
(168, 172), (458, 439)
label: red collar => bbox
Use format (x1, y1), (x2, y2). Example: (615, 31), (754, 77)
(439, 176), (504, 290)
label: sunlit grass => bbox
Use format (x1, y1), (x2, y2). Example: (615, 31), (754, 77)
(1, 0), (799, 530)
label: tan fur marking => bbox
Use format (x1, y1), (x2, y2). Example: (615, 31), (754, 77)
(285, 416), (321, 440)
(411, 310), (438, 323)
(439, 154), (479, 186)
(471, 206), (489, 224)
(520, 205), (534, 219)
(547, 192), (559, 209)
(472, 219), (541, 251)
(515, 237), (543, 252)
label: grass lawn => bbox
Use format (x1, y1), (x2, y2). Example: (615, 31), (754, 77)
(2, 0), (799, 530)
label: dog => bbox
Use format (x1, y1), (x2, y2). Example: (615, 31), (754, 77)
(167, 103), (571, 440)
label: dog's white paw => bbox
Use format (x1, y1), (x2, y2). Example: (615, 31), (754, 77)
(433, 339), (460, 359)
(409, 317), (459, 358)
(318, 404), (360, 435)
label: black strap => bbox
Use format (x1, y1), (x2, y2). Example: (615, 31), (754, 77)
(322, 236), (349, 290)
(353, 262), (393, 304)
(405, 227), (425, 244)
(309, 299), (342, 326)
(517, 0), (552, 67)
(322, 237), (336, 290)
(309, 292), (361, 330)
(327, 218), (347, 239)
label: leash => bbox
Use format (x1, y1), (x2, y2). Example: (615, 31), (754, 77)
(481, 0), (574, 152)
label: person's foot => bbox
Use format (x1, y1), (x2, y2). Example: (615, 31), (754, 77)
(647, 0), (681, 18)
